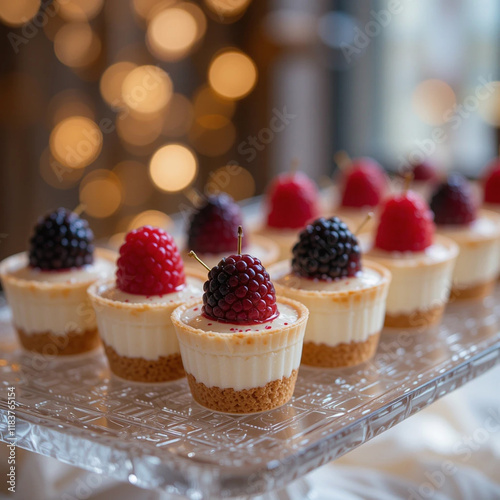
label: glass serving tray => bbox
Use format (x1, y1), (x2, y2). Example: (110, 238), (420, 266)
(0, 289), (499, 499)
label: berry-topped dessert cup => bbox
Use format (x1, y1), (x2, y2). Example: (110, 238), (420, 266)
(408, 159), (439, 200)
(430, 174), (500, 300)
(270, 216), (391, 368)
(171, 228), (309, 414)
(363, 189), (458, 329)
(88, 226), (205, 383)
(183, 193), (279, 269)
(0, 208), (116, 356)
(333, 154), (389, 233)
(254, 169), (321, 260)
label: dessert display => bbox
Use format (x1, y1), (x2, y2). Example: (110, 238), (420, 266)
(364, 188), (458, 328)
(0, 208), (116, 355)
(171, 227), (308, 414)
(270, 216), (391, 368)
(88, 226), (205, 383)
(334, 152), (389, 232)
(184, 193), (279, 268)
(430, 174), (500, 299)
(483, 158), (500, 215)
(254, 169), (320, 260)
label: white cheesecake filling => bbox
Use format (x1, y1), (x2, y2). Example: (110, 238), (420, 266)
(437, 214), (500, 288)
(271, 261), (389, 347)
(90, 275), (204, 360)
(365, 239), (458, 315)
(176, 302), (304, 391)
(0, 251), (115, 336)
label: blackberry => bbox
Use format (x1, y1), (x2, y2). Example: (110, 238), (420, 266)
(292, 217), (361, 280)
(29, 208), (94, 270)
(188, 194), (247, 254)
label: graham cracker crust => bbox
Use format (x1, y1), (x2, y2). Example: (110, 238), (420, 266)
(186, 370), (298, 414)
(450, 279), (496, 301)
(103, 342), (185, 383)
(301, 333), (380, 368)
(384, 304), (445, 329)
(17, 328), (100, 356)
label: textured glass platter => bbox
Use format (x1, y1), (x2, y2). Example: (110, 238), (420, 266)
(0, 289), (499, 499)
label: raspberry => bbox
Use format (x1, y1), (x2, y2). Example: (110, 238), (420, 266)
(266, 171), (319, 229)
(292, 217), (361, 280)
(484, 162), (500, 204)
(117, 226), (185, 295)
(412, 160), (437, 181)
(188, 194), (247, 254)
(375, 191), (435, 252)
(341, 158), (387, 208)
(29, 208), (94, 270)
(430, 174), (477, 225)
(202, 254), (278, 324)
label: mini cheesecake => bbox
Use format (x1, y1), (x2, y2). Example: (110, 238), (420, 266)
(271, 259), (390, 368)
(366, 190), (458, 329)
(89, 226), (204, 383)
(172, 296), (308, 414)
(0, 208), (115, 356)
(88, 272), (204, 383)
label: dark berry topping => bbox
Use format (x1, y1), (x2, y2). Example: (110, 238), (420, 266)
(117, 226), (185, 295)
(484, 162), (500, 204)
(292, 217), (362, 280)
(188, 194), (247, 254)
(412, 160), (437, 181)
(29, 208), (94, 270)
(202, 254), (278, 324)
(430, 174), (477, 226)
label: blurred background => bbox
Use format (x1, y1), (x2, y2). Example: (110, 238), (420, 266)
(1, 0), (500, 260)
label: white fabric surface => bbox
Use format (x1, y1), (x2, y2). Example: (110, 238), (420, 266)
(1, 366), (499, 500)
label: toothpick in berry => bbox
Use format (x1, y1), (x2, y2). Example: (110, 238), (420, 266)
(354, 212), (374, 236)
(237, 225), (243, 255)
(188, 250), (211, 271)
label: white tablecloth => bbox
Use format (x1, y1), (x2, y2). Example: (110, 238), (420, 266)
(1, 366), (499, 500)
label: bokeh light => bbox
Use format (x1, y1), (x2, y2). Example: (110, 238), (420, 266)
(55, 0), (103, 21)
(132, 0), (176, 22)
(204, 0), (250, 23)
(116, 112), (163, 146)
(193, 85), (235, 118)
(39, 148), (84, 190)
(478, 81), (500, 126)
(121, 65), (173, 115)
(147, 7), (198, 61)
(50, 116), (102, 169)
(129, 210), (173, 230)
(100, 62), (137, 108)
(112, 160), (153, 206)
(208, 50), (257, 100)
(189, 117), (236, 156)
(206, 166), (255, 200)
(0, 0), (40, 27)
(411, 79), (456, 126)
(54, 23), (101, 68)
(48, 89), (95, 126)
(79, 170), (122, 218)
(149, 144), (197, 192)
(163, 93), (194, 137)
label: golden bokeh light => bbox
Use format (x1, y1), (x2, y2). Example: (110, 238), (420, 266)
(178, 2), (207, 42)
(99, 62), (137, 108)
(193, 85), (235, 119)
(0, 0), (40, 27)
(79, 170), (122, 218)
(204, 0), (250, 22)
(132, 0), (176, 21)
(208, 50), (257, 100)
(147, 7), (198, 61)
(411, 79), (456, 126)
(189, 117), (236, 156)
(206, 166), (255, 200)
(55, 0), (103, 21)
(116, 111), (163, 146)
(54, 23), (101, 68)
(149, 144), (197, 192)
(112, 160), (153, 206)
(478, 82), (500, 126)
(163, 93), (194, 137)
(129, 210), (173, 231)
(121, 65), (173, 115)
(48, 89), (95, 126)
(39, 148), (84, 190)
(50, 116), (102, 169)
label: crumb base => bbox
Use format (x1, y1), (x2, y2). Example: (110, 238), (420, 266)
(186, 370), (298, 414)
(17, 327), (100, 356)
(384, 304), (445, 329)
(301, 333), (380, 368)
(450, 279), (496, 301)
(103, 342), (185, 383)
